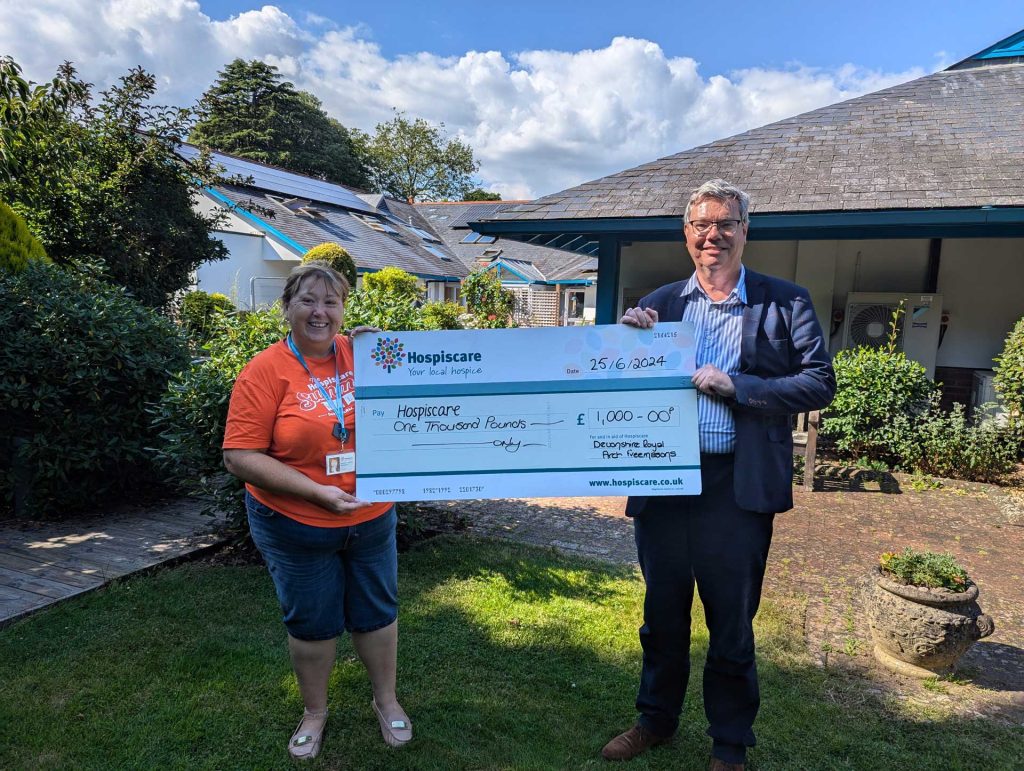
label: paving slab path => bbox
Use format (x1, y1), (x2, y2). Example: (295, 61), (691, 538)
(0, 498), (226, 628)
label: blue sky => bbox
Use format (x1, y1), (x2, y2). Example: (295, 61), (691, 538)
(7, 2), (1021, 198)
(199, 0), (1020, 73)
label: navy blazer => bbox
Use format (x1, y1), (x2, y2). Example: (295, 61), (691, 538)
(625, 268), (836, 515)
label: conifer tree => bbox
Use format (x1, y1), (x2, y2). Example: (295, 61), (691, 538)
(191, 59), (367, 188)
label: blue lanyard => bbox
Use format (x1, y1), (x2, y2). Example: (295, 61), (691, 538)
(286, 334), (349, 445)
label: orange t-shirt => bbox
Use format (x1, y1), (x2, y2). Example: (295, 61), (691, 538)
(223, 335), (393, 528)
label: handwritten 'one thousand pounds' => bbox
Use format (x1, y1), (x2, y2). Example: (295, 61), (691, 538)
(353, 322), (701, 502)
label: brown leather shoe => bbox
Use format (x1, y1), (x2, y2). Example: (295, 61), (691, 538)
(708, 758), (745, 771)
(601, 723), (668, 761)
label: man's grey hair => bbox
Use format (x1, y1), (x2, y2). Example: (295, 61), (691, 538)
(683, 179), (751, 224)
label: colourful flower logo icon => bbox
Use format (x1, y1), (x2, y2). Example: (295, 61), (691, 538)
(370, 336), (405, 373)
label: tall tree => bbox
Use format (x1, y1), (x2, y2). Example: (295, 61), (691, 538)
(190, 59), (367, 188)
(0, 61), (228, 307)
(354, 112), (479, 202)
(0, 57), (86, 183)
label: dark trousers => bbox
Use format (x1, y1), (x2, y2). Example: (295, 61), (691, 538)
(632, 453), (774, 764)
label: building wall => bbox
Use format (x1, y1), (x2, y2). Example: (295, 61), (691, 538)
(195, 197), (303, 308)
(196, 231), (298, 309)
(936, 238), (1024, 369)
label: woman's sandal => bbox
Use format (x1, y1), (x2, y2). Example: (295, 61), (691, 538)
(288, 708), (329, 760)
(372, 698), (412, 747)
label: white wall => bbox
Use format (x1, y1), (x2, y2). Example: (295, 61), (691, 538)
(619, 242), (686, 316)
(831, 239), (932, 300)
(196, 231), (299, 309)
(936, 238), (1024, 368)
(195, 196), (302, 308)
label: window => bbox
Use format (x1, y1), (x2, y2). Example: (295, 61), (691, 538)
(461, 231), (496, 244)
(567, 290), (585, 318)
(423, 244), (453, 261)
(406, 224), (442, 243)
(352, 213), (399, 234)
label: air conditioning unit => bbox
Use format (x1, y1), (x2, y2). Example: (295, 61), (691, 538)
(841, 292), (943, 378)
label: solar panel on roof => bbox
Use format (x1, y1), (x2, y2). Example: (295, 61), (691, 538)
(176, 143), (377, 215)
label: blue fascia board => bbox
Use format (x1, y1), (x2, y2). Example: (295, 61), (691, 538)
(470, 216), (681, 237)
(471, 207), (1024, 242)
(204, 187), (306, 255)
(495, 262), (536, 283)
(954, 28), (1024, 64)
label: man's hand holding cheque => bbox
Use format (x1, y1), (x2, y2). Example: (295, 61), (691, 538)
(620, 306), (735, 399)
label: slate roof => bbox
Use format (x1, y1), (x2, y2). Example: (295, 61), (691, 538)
(416, 201), (597, 282)
(211, 184), (467, 279)
(485, 61), (1024, 222)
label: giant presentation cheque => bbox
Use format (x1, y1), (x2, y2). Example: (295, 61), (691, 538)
(353, 322), (700, 502)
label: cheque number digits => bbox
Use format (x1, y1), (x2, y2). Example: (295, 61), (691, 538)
(589, 355), (666, 371)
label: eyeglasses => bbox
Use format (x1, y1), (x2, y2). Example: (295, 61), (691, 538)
(686, 219), (742, 236)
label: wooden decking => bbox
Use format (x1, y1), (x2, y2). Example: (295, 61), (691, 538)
(0, 498), (226, 628)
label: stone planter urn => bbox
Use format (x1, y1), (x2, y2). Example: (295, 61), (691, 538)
(867, 570), (995, 678)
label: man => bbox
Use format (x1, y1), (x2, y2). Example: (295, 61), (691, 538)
(602, 179), (835, 769)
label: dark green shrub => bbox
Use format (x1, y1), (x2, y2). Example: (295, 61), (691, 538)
(421, 301), (464, 330)
(150, 305), (288, 526)
(822, 345), (937, 466)
(303, 242), (357, 287)
(344, 266), (423, 331)
(993, 316), (1024, 452)
(0, 200), (50, 272)
(462, 268), (515, 328)
(879, 548), (968, 591)
(899, 399), (1017, 482)
(0, 262), (189, 517)
(179, 289), (234, 347)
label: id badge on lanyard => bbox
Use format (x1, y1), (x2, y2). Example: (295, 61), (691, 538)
(286, 334), (355, 476)
(325, 450), (355, 475)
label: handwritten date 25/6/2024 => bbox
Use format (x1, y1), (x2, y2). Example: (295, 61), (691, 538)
(589, 355), (666, 371)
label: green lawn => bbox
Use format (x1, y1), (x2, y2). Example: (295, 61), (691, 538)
(1, 537), (1020, 770)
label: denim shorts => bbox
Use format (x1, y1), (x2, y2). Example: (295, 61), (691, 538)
(246, 492), (398, 641)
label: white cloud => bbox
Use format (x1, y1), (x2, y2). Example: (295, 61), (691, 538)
(2, 1), (927, 199)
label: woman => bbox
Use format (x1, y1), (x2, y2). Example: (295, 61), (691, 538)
(223, 262), (412, 760)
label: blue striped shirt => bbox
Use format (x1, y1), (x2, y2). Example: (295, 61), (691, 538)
(681, 266), (747, 454)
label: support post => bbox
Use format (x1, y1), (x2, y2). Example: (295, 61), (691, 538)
(595, 237), (621, 324)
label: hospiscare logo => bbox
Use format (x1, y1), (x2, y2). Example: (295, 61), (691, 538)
(370, 336), (405, 373)
(370, 336), (483, 374)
